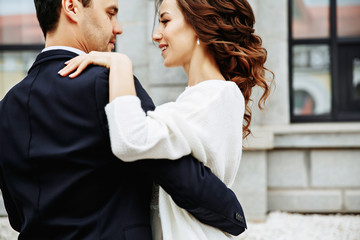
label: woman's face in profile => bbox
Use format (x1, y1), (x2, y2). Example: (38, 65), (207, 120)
(153, 0), (198, 68)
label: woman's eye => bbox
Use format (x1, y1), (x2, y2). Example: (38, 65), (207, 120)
(161, 20), (169, 24)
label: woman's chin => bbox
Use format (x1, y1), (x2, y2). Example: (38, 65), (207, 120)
(163, 62), (172, 68)
(163, 60), (178, 68)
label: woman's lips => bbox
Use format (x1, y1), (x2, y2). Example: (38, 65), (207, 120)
(159, 44), (168, 55)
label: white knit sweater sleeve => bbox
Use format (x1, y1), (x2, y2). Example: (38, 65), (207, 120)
(105, 95), (198, 162)
(104, 80), (244, 167)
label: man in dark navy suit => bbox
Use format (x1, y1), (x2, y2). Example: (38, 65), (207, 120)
(0, 0), (246, 239)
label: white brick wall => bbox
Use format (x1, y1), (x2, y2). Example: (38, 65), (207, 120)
(311, 150), (360, 188)
(268, 190), (342, 212)
(266, 148), (360, 214)
(345, 191), (360, 212)
(268, 150), (309, 188)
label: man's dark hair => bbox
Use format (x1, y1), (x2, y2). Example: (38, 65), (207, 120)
(34, 0), (92, 37)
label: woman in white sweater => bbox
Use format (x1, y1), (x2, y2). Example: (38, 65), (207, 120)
(60, 0), (272, 239)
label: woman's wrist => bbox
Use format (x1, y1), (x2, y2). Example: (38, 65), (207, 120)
(110, 53), (132, 69)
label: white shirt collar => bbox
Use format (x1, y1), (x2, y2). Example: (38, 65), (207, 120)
(42, 46), (86, 56)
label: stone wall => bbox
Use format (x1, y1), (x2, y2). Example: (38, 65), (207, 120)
(269, 150), (360, 212)
(234, 124), (360, 221)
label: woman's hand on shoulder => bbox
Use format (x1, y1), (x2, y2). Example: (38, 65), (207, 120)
(58, 51), (132, 79)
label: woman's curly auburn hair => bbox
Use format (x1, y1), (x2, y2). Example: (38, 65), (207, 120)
(155, 0), (273, 139)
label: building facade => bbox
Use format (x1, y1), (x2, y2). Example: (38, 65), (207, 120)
(1, 0), (360, 222)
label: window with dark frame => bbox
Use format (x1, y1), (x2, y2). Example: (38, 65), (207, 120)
(289, 0), (360, 122)
(0, 1), (44, 100)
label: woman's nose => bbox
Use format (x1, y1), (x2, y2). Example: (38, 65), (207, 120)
(152, 27), (163, 42)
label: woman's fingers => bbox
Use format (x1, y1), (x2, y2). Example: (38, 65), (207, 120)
(69, 60), (92, 78)
(58, 55), (90, 77)
(58, 56), (79, 76)
(58, 52), (121, 78)
(58, 62), (72, 77)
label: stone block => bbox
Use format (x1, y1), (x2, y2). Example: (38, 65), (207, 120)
(268, 150), (308, 188)
(133, 65), (150, 91)
(258, 40), (290, 126)
(147, 1), (157, 43)
(232, 151), (267, 221)
(118, 0), (147, 23)
(243, 127), (274, 150)
(117, 0), (149, 67)
(249, 0), (290, 126)
(117, 23), (148, 66)
(311, 150), (360, 188)
(276, 133), (360, 148)
(254, 0), (287, 40)
(268, 190), (342, 212)
(345, 190), (360, 212)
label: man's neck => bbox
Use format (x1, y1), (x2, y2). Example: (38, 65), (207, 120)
(45, 39), (87, 53)
(45, 26), (88, 53)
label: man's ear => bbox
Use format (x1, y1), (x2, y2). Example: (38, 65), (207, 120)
(62, 0), (81, 22)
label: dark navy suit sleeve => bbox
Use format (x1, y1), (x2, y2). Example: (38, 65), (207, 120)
(137, 157), (246, 235)
(95, 74), (246, 235)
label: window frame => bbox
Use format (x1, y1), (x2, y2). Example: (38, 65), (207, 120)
(288, 0), (360, 122)
(0, 44), (44, 51)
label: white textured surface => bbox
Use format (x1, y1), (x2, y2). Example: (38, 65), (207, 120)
(1, 212), (360, 239)
(236, 212), (360, 240)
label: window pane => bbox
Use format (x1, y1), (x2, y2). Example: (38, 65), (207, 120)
(337, 0), (360, 38)
(0, 1), (44, 44)
(292, 0), (330, 39)
(354, 58), (360, 99)
(292, 45), (332, 116)
(0, 51), (39, 100)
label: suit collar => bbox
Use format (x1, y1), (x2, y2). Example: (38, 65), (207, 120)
(29, 50), (79, 73)
(42, 46), (86, 56)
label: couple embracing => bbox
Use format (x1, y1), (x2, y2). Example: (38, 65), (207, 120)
(0, 0), (271, 239)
